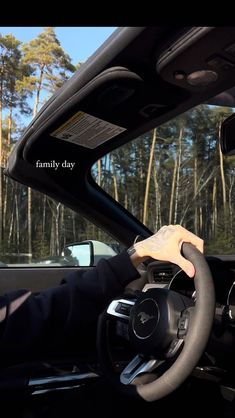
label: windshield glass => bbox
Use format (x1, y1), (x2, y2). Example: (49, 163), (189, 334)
(92, 104), (235, 254)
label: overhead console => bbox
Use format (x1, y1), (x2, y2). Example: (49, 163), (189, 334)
(157, 27), (235, 95)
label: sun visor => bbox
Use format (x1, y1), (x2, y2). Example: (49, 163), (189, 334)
(22, 66), (176, 163)
(220, 113), (235, 155)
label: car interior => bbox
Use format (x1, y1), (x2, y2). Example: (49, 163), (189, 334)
(1, 26), (235, 417)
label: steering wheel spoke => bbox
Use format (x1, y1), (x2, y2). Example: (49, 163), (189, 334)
(107, 298), (135, 321)
(120, 354), (164, 385)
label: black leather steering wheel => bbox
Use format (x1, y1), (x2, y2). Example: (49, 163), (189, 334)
(97, 243), (215, 402)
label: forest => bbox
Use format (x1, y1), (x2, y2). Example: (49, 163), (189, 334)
(100, 105), (235, 255)
(1, 28), (235, 264)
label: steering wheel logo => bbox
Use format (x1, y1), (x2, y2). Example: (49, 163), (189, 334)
(137, 312), (155, 324)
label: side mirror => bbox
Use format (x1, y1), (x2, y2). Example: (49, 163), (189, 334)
(63, 242), (92, 266)
(62, 240), (118, 267)
(220, 113), (235, 155)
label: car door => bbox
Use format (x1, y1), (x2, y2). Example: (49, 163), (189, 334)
(0, 179), (121, 400)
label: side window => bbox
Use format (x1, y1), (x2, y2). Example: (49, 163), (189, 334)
(92, 104), (235, 255)
(0, 177), (120, 267)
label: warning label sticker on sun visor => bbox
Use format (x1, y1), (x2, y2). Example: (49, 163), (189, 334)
(51, 111), (126, 149)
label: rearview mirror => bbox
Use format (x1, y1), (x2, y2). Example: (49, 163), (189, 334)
(220, 113), (235, 155)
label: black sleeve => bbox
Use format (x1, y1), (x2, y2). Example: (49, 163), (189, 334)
(0, 252), (140, 363)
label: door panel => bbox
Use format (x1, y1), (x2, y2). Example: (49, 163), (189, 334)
(0, 267), (93, 293)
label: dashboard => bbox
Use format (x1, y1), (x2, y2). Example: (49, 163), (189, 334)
(147, 256), (235, 309)
(146, 256), (235, 370)
(228, 282), (235, 321)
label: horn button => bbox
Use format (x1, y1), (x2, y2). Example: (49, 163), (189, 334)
(133, 299), (160, 339)
(129, 288), (189, 357)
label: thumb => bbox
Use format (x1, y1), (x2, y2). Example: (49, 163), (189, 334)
(175, 255), (195, 278)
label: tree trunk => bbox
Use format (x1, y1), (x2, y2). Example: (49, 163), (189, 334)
(199, 197), (203, 234)
(50, 221), (55, 256)
(103, 155), (108, 190)
(97, 159), (101, 187)
(143, 128), (157, 225)
(15, 185), (20, 252)
(3, 175), (8, 230)
(60, 204), (65, 250)
(153, 160), (162, 231)
(27, 69), (44, 262)
(72, 211), (76, 241)
(212, 176), (217, 237)
(33, 67), (44, 117)
(218, 122), (227, 223)
(7, 105), (12, 147)
(0, 89), (3, 245)
(2, 106), (13, 244)
(47, 199), (61, 256)
(219, 141), (227, 214)
(138, 147), (144, 221)
(194, 155), (198, 235)
(8, 186), (15, 247)
(27, 187), (32, 262)
(124, 192), (128, 210)
(42, 195), (46, 255)
(228, 174), (234, 237)
(180, 168), (215, 225)
(168, 150), (178, 225)
(55, 204), (60, 256)
(174, 128), (183, 224)
(111, 154), (119, 201)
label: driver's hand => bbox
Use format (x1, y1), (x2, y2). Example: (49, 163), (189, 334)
(132, 225), (203, 277)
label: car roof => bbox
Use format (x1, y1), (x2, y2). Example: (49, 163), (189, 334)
(6, 26), (235, 246)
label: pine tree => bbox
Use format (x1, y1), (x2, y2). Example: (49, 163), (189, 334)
(0, 34), (33, 250)
(22, 27), (76, 116)
(21, 28), (76, 260)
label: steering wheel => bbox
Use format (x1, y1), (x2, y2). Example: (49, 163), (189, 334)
(97, 243), (215, 402)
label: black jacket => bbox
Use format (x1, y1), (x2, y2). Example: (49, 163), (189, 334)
(0, 252), (139, 364)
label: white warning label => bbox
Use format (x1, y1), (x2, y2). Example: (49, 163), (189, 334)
(51, 111), (126, 149)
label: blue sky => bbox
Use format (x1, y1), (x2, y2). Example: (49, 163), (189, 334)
(0, 27), (116, 64)
(0, 27), (117, 127)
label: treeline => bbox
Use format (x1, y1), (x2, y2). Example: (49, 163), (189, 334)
(1, 178), (111, 263)
(1, 28), (235, 262)
(98, 104), (235, 254)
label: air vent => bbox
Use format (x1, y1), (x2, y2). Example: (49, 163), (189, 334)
(152, 266), (173, 284)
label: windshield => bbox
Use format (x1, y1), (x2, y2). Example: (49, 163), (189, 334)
(92, 104), (235, 254)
